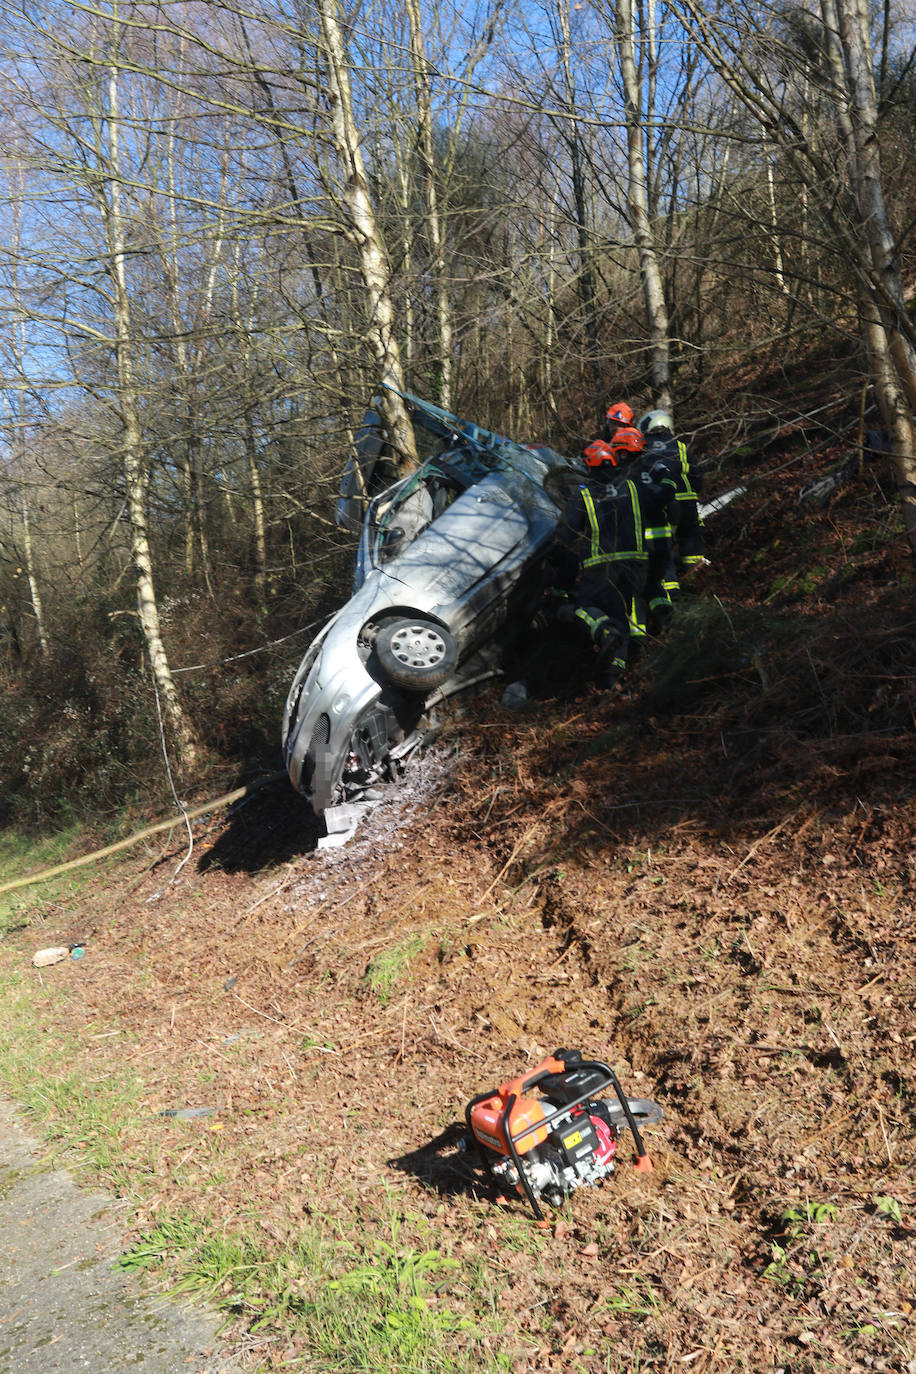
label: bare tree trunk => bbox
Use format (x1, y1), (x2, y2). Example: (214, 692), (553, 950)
(4, 188), (50, 661)
(863, 305), (916, 551)
(244, 410), (268, 603)
(316, 0), (418, 472)
(761, 126), (788, 295)
(827, 0), (916, 547)
(542, 190), (559, 427)
(554, 0), (603, 422)
(404, 0), (453, 408)
(395, 154), (415, 372)
(18, 487), (48, 660)
(104, 60), (197, 770)
(615, 0), (672, 414)
(226, 252), (269, 597)
(160, 106), (224, 594)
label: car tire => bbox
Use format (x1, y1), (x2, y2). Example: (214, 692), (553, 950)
(376, 617), (458, 692)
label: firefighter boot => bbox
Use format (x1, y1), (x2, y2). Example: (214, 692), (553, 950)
(595, 631), (627, 690)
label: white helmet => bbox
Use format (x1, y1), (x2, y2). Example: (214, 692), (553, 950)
(638, 409), (673, 436)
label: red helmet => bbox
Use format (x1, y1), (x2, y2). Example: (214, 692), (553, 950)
(583, 439), (618, 468)
(609, 425), (645, 458)
(605, 401), (634, 426)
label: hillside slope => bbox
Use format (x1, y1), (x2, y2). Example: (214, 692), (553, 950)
(0, 400), (914, 1374)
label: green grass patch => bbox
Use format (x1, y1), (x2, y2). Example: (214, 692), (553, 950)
(0, 964), (508, 1370)
(364, 932), (430, 1006)
(0, 972), (154, 1191)
(121, 1212), (499, 1372)
(0, 822), (95, 935)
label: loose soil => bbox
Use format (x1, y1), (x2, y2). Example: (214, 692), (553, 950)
(0, 415), (914, 1373)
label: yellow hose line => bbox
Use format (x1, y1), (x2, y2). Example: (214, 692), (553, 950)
(0, 771), (289, 897)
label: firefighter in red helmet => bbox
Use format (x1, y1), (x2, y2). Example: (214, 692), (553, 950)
(605, 400), (635, 434)
(582, 423), (643, 474)
(579, 400), (635, 467)
(550, 426), (675, 689)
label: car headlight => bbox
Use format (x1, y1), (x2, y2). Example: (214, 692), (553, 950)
(303, 642), (324, 684)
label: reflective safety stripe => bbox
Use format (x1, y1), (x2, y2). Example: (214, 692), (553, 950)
(644, 524), (673, 540)
(580, 486), (601, 565)
(582, 550), (648, 565)
(629, 480), (644, 551)
(574, 608), (611, 643)
(628, 597), (646, 636)
(581, 481), (645, 568)
(676, 441), (697, 500)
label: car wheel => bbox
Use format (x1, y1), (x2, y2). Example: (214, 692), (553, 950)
(376, 617), (458, 692)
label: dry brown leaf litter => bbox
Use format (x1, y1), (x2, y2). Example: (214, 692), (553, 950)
(2, 455), (916, 1373)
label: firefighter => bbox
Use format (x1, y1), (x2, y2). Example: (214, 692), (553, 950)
(550, 429), (675, 689)
(597, 426), (677, 636)
(636, 410), (706, 576)
(581, 400), (635, 466)
(604, 400), (635, 439)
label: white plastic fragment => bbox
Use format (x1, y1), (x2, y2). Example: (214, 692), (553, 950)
(698, 485), (746, 519)
(317, 802), (374, 848)
(32, 946), (70, 967)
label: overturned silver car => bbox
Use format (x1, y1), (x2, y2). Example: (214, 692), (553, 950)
(282, 390), (581, 819)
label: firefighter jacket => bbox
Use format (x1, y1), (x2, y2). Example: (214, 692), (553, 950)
(551, 475), (676, 642)
(642, 433), (705, 569)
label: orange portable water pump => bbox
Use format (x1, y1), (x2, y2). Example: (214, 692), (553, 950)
(464, 1049), (662, 1220)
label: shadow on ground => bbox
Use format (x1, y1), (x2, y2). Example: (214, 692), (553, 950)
(198, 773), (323, 874)
(388, 1121), (507, 1207)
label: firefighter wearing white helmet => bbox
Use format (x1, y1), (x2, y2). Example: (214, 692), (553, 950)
(636, 410), (705, 575)
(639, 409), (674, 436)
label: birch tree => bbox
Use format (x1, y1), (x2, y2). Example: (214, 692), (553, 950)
(0, 5), (200, 765)
(612, 0), (673, 413)
(101, 53), (198, 767)
(403, 0), (454, 408)
(316, 0), (419, 471)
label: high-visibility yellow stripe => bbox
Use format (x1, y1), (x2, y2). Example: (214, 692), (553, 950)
(628, 481), (644, 552)
(583, 551), (648, 566)
(676, 442), (697, 500)
(579, 480), (648, 567)
(581, 486), (601, 565)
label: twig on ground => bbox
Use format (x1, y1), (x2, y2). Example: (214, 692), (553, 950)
(719, 813), (797, 886)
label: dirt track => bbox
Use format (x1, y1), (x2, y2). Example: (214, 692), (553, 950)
(0, 1097), (242, 1374)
